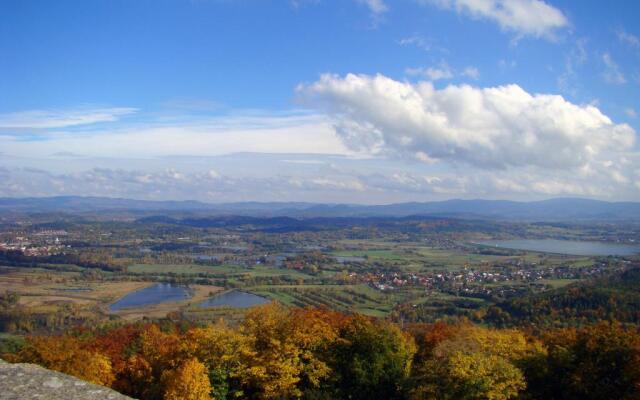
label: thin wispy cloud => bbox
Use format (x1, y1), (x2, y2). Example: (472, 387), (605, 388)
(406, 63), (479, 81)
(498, 59), (517, 70)
(398, 35), (449, 54)
(405, 63), (454, 81)
(617, 29), (640, 48)
(356, 0), (388, 15)
(557, 38), (588, 96)
(0, 107), (137, 129)
(602, 53), (627, 84)
(398, 36), (431, 51)
(461, 66), (480, 79)
(0, 111), (352, 159)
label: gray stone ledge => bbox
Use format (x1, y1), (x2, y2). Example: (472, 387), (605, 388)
(0, 359), (133, 399)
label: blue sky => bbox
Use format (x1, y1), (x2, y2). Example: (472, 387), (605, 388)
(1, 0), (639, 203)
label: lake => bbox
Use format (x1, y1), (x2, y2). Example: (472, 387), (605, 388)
(109, 283), (191, 311)
(477, 239), (640, 256)
(200, 290), (270, 309)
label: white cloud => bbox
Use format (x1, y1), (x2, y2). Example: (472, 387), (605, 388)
(406, 62), (479, 81)
(293, 0), (388, 17)
(290, 0), (321, 9)
(0, 112), (352, 159)
(498, 59), (517, 69)
(461, 66), (480, 79)
(399, 36), (430, 51)
(557, 39), (588, 95)
(297, 73), (636, 176)
(626, 108), (638, 119)
(356, 0), (388, 15)
(281, 159), (326, 165)
(602, 53), (627, 84)
(406, 63), (454, 81)
(0, 107), (137, 129)
(2, 162), (638, 202)
(398, 35), (450, 54)
(2, 75), (638, 202)
(421, 0), (568, 39)
(617, 29), (640, 47)
(0, 167), (375, 202)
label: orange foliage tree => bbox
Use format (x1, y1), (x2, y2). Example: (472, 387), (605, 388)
(18, 335), (115, 386)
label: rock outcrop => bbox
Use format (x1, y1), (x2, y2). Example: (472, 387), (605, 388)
(0, 359), (133, 399)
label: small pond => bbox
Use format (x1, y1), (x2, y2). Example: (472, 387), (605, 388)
(477, 239), (640, 256)
(200, 290), (270, 309)
(110, 283), (191, 311)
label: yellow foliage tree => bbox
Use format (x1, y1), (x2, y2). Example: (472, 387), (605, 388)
(235, 303), (340, 399)
(162, 358), (212, 400)
(439, 351), (526, 400)
(289, 307), (341, 388)
(181, 322), (246, 372)
(239, 303), (304, 399)
(434, 325), (545, 362)
(413, 325), (542, 400)
(180, 322), (248, 399)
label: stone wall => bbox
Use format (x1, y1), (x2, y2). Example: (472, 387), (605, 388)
(0, 359), (133, 399)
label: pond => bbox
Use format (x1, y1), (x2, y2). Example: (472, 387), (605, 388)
(477, 239), (640, 256)
(109, 283), (191, 311)
(199, 290), (270, 309)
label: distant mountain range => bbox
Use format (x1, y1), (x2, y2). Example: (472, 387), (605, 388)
(0, 196), (639, 221)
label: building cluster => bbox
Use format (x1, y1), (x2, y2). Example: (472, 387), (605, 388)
(0, 232), (67, 256)
(361, 262), (612, 296)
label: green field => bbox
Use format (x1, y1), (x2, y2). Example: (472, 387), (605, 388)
(249, 284), (397, 316)
(538, 278), (581, 288)
(128, 263), (314, 279)
(332, 249), (400, 260)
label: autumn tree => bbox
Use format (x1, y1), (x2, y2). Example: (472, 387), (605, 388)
(162, 358), (212, 400)
(525, 322), (640, 400)
(88, 324), (146, 378)
(12, 307), (640, 400)
(288, 307), (343, 391)
(412, 325), (542, 400)
(181, 322), (247, 399)
(96, 324), (185, 400)
(18, 335), (115, 386)
(237, 302), (337, 399)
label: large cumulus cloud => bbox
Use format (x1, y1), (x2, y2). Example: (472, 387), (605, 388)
(297, 73), (637, 175)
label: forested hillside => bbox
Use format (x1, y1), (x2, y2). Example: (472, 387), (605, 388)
(3, 303), (640, 400)
(483, 267), (640, 328)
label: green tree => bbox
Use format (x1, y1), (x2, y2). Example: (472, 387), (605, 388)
(328, 315), (416, 400)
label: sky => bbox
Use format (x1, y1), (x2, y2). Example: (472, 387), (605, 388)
(0, 0), (639, 204)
